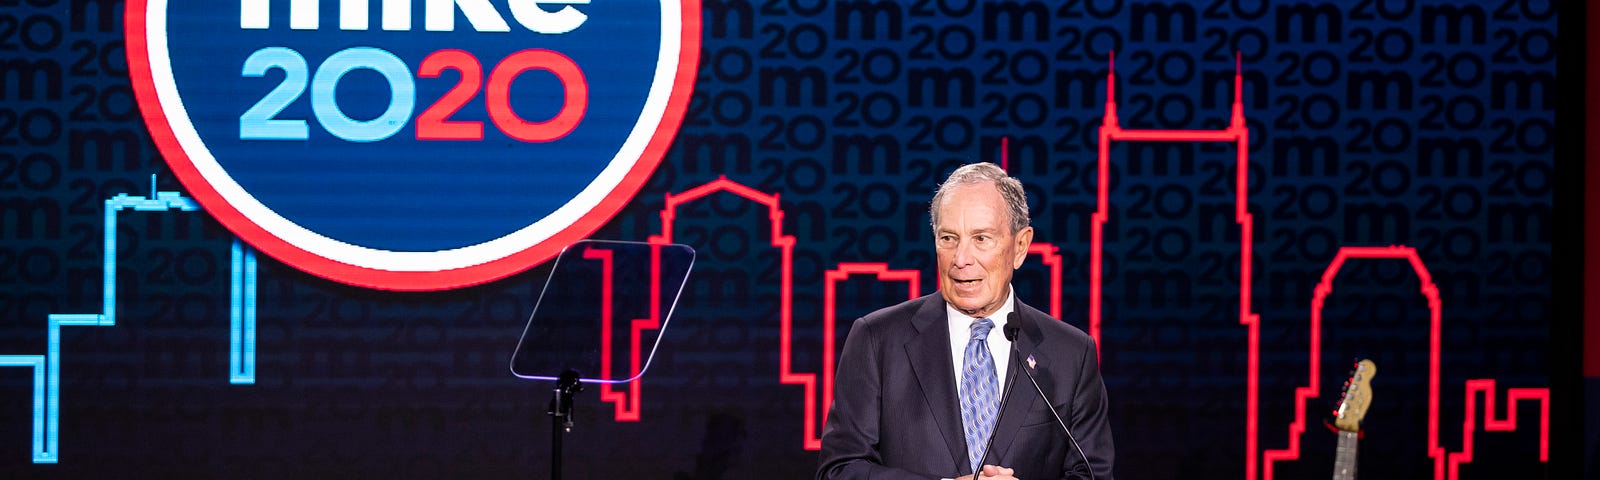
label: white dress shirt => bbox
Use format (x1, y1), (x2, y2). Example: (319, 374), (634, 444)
(945, 287), (1015, 401)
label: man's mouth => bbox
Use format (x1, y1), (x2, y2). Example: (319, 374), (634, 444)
(954, 278), (980, 286)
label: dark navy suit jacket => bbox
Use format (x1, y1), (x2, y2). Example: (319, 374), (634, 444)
(817, 293), (1114, 480)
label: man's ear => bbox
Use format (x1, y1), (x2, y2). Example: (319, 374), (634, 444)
(1011, 226), (1034, 268)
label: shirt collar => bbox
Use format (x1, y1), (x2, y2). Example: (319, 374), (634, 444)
(945, 287), (1016, 334)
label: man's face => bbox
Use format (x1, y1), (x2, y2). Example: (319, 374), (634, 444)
(934, 182), (1033, 319)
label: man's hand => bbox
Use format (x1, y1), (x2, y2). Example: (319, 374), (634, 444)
(955, 465), (1018, 480)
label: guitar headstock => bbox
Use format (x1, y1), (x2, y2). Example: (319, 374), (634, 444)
(1333, 359), (1376, 433)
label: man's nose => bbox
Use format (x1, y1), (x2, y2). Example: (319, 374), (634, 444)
(951, 238), (977, 267)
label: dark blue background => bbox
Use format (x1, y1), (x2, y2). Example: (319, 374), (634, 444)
(0, 1), (1572, 478)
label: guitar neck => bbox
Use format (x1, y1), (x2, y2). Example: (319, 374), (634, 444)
(1332, 430), (1359, 480)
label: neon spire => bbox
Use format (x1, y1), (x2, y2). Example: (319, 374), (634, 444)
(1231, 51), (1245, 129)
(1103, 50), (1118, 128)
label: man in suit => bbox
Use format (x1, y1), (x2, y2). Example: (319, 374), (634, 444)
(817, 163), (1113, 480)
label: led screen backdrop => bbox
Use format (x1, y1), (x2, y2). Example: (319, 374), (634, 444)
(0, 1), (1563, 478)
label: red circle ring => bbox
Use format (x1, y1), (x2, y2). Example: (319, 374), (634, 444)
(125, 0), (701, 291)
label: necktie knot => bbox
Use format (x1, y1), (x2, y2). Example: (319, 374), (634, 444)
(969, 318), (994, 341)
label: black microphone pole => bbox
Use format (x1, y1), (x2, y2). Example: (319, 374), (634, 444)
(549, 369), (583, 480)
(1003, 312), (1096, 480)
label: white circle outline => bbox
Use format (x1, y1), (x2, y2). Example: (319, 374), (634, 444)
(143, 0), (681, 272)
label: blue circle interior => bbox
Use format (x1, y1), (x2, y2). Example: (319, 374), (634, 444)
(165, 1), (662, 252)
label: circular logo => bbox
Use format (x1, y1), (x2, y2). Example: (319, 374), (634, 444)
(127, 0), (699, 290)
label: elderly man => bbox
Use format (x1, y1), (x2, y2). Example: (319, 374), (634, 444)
(817, 163), (1114, 480)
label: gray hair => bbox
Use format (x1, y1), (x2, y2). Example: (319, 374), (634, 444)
(929, 162), (1030, 234)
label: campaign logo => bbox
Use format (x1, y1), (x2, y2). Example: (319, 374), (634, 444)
(127, 0), (700, 290)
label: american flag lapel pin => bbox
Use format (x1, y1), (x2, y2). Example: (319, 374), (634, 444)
(1026, 354), (1037, 370)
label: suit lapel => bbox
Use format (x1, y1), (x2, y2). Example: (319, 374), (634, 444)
(904, 296), (969, 474)
(983, 303), (1048, 466)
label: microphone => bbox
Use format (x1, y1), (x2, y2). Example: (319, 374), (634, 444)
(1003, 312), (1097, 480)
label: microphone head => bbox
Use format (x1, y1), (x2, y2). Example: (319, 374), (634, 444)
(1003, 312), (1022, 341)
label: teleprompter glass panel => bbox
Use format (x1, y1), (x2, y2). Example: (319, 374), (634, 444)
(509, 240), (694, 383)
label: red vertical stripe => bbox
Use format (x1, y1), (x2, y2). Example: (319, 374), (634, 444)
(1585, 3), (1600, 378)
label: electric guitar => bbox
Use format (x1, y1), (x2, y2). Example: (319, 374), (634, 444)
(1331, 359), (1376, 480)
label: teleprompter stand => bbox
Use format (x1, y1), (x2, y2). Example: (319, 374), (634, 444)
(548, 369), (583, 480)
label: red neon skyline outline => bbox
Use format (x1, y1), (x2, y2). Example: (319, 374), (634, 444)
(592, 53), (1551, 472)
(650, 178), (813, 441)
(1446, 379), (1550, 478)
(1001, 135), (1067, 321)
(1026, 243), (1065, 321)
(820, 263), (922, 449)
(593, 242), (667, 421)
(1093, 53), (1261, 477)
(1090, 54), (1546, 479)
(594, 176), (1067, 449)
(1258, 246), (1551, 480)
(1260, 246), (1437, 479)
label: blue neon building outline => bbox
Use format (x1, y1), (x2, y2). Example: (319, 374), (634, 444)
(0, 182), (258, 463)
(231, 237), (258, 385)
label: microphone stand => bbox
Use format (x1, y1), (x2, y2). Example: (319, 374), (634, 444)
(1005, 316), (1096, 480)
(548, 369), (583, 480)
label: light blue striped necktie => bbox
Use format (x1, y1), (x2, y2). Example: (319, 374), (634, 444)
(959, 317), (999, 473)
